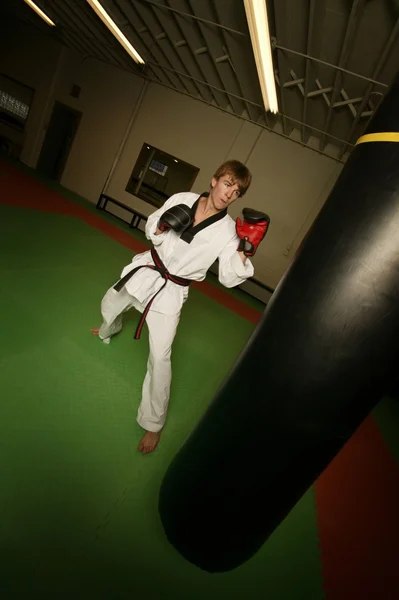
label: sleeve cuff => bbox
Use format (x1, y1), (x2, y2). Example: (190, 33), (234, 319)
(148, 222), (167, 245)
(231, 251), (254, 278)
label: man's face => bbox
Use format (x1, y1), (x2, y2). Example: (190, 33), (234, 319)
(210, 174), (241, 211)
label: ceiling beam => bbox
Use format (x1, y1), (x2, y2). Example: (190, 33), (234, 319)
(301, 0), (317, 144)
(162, 0), (228, 107)
(127, 0), (211, 101)
(137, 0), (248, 37)
(271, 41), (388, 88)
(209, 0), (265, 123)
(272, 0), (293, 137)
(54, 0), (123, 67)
(113, 0), (196, 95)
(318, 0), (366, 152)
(182, 0), (244, 115)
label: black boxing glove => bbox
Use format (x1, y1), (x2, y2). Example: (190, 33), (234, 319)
(158, 204), (193, 234)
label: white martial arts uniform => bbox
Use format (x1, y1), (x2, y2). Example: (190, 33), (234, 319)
(98, 191), (254, 432)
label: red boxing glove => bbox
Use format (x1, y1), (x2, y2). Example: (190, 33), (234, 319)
(236, 208), (270, 256)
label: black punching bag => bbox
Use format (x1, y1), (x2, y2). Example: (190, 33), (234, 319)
(158, 73), (399, 572)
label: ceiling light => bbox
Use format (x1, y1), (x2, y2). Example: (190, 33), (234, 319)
(86, 0), (145, 64)
(24, 0), (55, 26)
(244, 0), (278, 114)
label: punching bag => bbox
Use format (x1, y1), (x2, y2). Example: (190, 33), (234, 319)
(158, 73), (399, 572)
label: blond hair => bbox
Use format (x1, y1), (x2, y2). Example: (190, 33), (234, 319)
(213, 160), (252, 196)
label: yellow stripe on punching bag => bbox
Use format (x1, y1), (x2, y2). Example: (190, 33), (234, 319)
(356, 132), (399, 145)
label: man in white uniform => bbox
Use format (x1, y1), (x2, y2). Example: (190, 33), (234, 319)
(92, 160), (269, 453)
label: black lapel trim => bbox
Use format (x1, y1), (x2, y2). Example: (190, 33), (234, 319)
(180, 192), (228, 244)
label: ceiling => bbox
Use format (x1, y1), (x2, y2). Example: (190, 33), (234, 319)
(2, 0), (399, 162)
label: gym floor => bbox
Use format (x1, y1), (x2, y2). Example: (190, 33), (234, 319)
(0, 158), (398, 599)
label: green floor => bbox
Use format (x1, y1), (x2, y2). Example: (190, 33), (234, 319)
(0, 198), (325, 599)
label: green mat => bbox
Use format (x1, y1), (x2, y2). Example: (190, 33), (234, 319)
(0, 201), (324, 599)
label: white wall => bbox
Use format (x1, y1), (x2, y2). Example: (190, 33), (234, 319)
(226, 124), (342, 287)
(106, 84), (245, 207)
(106, 87), (342, 289)
(1, 18), (343, 291)
(55, 51), (146, 204)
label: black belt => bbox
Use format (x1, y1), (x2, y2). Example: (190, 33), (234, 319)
(113, 248), (191, 339)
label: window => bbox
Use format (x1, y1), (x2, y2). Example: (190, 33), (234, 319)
(0, 73), (34, 131)
(126, 144), (199, 208)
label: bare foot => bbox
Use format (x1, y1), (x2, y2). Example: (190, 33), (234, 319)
(91, 328), (110, 343)
(138, 431), (161, 454)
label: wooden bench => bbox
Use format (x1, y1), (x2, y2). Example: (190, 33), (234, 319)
(96, 193), (148, 230)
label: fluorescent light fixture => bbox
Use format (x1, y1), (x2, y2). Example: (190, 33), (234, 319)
(244, 0), (278, 114)
(24, 0), (55, 26)
(86, 0), (145, 64)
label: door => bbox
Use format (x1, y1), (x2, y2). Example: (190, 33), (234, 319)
(37, 102), (81, 181)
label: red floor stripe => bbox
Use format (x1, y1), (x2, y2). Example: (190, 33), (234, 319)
(0, 161), (261, 325)
(315, 416), (399, 599)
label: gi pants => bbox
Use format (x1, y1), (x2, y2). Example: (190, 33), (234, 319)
(98, 286), (180, 433)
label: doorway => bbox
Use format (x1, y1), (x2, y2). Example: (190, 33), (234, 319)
(37, 102), (81, 181)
